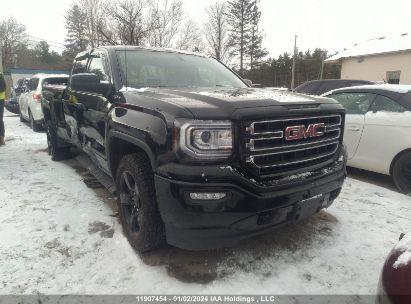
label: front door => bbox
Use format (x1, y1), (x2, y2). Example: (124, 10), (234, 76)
(355, 94), (409, 174)
(327, 92), (376, 159)
(80, 51), (112, 163)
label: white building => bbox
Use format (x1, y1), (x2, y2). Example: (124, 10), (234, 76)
(325, 33), (411, 84)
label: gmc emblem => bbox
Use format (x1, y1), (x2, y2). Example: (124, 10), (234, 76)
(285, 123), (325, 141)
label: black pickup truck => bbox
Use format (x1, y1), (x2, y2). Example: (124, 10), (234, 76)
(41, 46), (347, 252)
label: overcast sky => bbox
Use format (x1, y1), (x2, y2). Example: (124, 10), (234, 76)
(2, 0), (411, 57)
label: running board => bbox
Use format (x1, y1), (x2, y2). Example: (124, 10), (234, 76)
(76, 154), (117, 194)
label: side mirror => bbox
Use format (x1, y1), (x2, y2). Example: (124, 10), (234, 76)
(243, 79), (253, 86)
(70, 73), (111, 96)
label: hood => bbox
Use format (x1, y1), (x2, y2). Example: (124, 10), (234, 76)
(123, 86), (339, 119)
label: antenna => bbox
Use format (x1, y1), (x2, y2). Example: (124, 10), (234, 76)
(124, 45), (128, 90)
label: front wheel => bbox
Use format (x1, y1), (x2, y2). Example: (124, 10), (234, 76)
(46, 121), (71, 161)
(116, 153), (165, 252)
(392, 152), (411, 195)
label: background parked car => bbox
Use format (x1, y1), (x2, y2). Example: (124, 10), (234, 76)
(323, 84), (411, 194)
(294, 79), (374, 96)
(18, 74), (68, 131)
(5, 97), (19, 114)
(377, 233), (411, 304)
(4, 78), (30, 114)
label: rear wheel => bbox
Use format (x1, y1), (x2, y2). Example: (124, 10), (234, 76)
(29, 110), (42, 132)
(392, 152), (411, 195)
(116, 153), (165, 252)
(19, 109), (25, 122)
(46, 121), (71, 161)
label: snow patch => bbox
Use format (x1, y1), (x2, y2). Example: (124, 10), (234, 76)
(393, 233), (411, 269)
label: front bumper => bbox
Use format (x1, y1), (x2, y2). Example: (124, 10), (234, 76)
(155, 159), (346, 250)
(29, 102), (44, 122)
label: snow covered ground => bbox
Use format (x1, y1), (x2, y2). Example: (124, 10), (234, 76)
(0, 110), (410, 295)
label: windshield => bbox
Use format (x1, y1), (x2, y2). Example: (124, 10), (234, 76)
(116, 50), (247, 89)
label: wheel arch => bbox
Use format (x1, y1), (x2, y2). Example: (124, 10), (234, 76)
(390, 148), (411, 176)
(107, 130), (157, 178)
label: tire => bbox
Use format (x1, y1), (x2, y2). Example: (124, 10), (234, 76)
(116, 153), (165, 252)
(392, 152), (411, 195)
(29, 110), (42, 132)
(46, 121), (71, 161)
(19, 109), (25, 122)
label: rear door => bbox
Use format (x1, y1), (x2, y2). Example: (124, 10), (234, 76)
(327, 92), (376, 159)
(354, 95), (410, 174)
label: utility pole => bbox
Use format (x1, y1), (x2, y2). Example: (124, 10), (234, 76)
(291, 35), (297, 89)
(320, 59), (324, 80)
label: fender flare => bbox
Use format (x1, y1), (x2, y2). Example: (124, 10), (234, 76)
(107, 130), (157, 173)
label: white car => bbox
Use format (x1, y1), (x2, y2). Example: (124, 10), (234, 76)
(324, 84), (411, 194)
(18, 74), (68, 131)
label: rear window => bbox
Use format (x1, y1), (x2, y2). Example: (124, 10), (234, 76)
(294, 82), (320, 95)
(317, 81), (350, 95)
(42, 77), (68, 86)
(28, 78), (40, 91)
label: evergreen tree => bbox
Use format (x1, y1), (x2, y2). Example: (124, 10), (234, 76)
(64, 4), (89, 59)
(226, 0), (254, 75)
(246, 0), (267, 70)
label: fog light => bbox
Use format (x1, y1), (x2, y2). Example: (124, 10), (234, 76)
(190, 192), (227, 200)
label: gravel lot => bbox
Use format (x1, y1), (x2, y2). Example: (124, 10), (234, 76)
(0, 110), (410, 295)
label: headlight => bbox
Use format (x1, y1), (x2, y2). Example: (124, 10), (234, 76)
(175, 120), (233, 159)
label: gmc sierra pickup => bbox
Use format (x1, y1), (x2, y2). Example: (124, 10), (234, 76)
(41, 46), (347, 252)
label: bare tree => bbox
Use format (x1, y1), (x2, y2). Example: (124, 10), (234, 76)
(175, 19), (203, 51)
(106, 0), (152, 45)
(0, 17), (26, 70)
(148, 0), (183, 48)
(78, 0), (107, 47)
(204, 1), (230, 62)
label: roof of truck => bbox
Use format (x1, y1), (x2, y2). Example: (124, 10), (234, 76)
(75, 46), (208, 60)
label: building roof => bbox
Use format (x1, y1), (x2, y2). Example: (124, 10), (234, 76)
(325, 33), (411, 63)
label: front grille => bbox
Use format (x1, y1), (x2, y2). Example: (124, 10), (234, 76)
(243, 115), (343, 177)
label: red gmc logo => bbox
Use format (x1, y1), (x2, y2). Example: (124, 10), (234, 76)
(285, 123), (325, 141)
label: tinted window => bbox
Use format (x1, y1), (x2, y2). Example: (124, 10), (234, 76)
(350, 81), (371, 87)
(72, 58), (88, 75)
(88, 54), (109, 81)
(28, 78), (40, 91)
(329, 93), (375, 114)
(370, 95), (407, 113)
(294, 82), (320, 95)
(317, 81), (349, 95)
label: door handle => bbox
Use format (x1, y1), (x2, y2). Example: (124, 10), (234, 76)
(347, 127), (360, 132)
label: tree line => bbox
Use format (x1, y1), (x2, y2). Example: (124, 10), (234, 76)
(0, 0), (341, 87)
(64, 0), (267, 74)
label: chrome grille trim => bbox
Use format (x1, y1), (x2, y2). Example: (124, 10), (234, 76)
(248, 129), (341, 152)
(247, 115), (341, 136)
(247, 143), (339, 169)
(245, 115), (342, 170)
